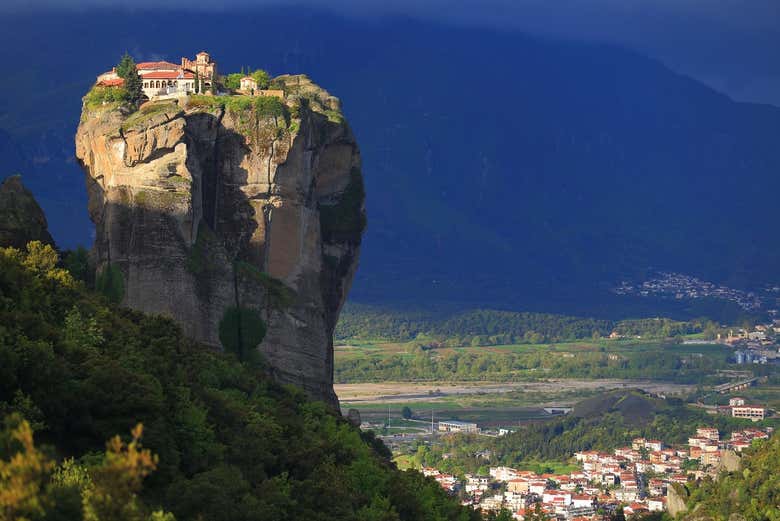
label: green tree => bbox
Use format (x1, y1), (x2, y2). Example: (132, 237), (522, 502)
(62, 246), (92, 284)
(401, 407), (413, 420)
(223, 73), (244, 90)
(0, 417), (52, 520)
(95, 263), (124, 304)
(83, 424), (158, 521)
(22, 240), (58, 273)
(116, 53), (143, 105)
(63, 306), (104, 355)
(218, 306), (267, 363)
(250, 69), (270, 89)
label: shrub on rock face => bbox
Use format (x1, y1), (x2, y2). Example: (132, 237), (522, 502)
(96, 263), (124, 304)
(218, 306), (267, 363)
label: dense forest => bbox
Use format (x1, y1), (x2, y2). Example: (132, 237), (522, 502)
(336, 304), (717, 346)
(407, 391), (772, 477)
(335, 345), (729, 384)
(0, 242), (479, 521)
(681, 433), (780, 521)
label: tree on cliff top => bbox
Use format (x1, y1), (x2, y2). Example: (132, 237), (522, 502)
(250, 69), (270, 89)
(116, 52), (144, 105)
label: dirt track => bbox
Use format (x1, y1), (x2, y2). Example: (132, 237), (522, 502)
(334, 379), (696, 404)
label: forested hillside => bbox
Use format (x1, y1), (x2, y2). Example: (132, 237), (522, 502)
(0, 242), (478, 521)
(681, 433), (780, 521)
(335, 343), (730, 384)
(336, 303), (716, 346)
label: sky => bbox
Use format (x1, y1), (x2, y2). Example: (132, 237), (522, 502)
(1, 0), (779, 105)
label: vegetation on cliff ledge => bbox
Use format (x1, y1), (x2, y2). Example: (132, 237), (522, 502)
(187, 94), (288, 122)
(0, 241), (478, 521)
(121, 101), (182, 132)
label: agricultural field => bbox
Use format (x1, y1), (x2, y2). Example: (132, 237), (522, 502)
(335, 337), (730, 359)
(334, 337), (736, 384)
(336, 378), (698, 426)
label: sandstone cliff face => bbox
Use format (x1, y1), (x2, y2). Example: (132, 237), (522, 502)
(667, 483), (688, 517)
(75, 77), (364, 405)
(0, 175), (55, 249)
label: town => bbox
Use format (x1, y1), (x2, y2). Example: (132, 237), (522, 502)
(712, 324), (780, 365)
(420, 424), (772, 519)
(613, 271), (778, 312)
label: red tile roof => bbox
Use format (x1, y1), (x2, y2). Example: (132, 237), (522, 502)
(142, 71), (195, 80)
(137, 61), (179, 70)
(97, 78), (124, 87)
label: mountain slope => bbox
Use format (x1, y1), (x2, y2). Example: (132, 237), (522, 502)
(681, 433), (779, 521)
(1, 10), (780, 316)
(0, 241), (478, 521)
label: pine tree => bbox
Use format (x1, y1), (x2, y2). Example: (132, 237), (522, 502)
(115, 52), (143, 105)
(124, 72), (144, 105)
(115, 52), (134, 79)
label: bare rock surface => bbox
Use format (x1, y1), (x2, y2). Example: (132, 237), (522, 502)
(0, 175), (55, 249)
(76, 81), (364, 405)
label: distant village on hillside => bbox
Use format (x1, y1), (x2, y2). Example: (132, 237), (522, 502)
(613, 271), (779, 312)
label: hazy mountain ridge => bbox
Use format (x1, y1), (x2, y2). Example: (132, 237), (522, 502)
(2, 9), (779, 318)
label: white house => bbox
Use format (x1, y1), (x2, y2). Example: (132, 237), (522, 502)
(571, 495), (594, 509)
(542, 490), (571, 506)
(239, 76), (258, 92)
(647, 497), (666, 512)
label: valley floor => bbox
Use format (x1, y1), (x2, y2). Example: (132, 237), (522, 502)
(335, 379), (697, 404)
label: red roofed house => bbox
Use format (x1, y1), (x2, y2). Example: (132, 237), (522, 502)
(647, 497), (666, 512)
(96, 52), (217, 99)
(97, 77), (124, 88)
(571, 495), (595, 509)
(542, 490), (571, 506)
(140, 70), (196, 98)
